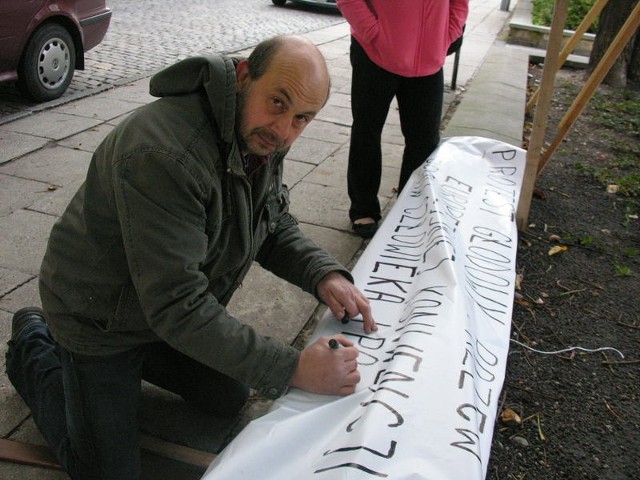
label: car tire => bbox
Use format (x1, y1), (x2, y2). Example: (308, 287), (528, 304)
(17, 23), (76, 102)
(272, 0), (287, 6)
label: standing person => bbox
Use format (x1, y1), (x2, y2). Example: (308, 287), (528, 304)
(6, 35), (376, 480)
(337, 0), (469, 238)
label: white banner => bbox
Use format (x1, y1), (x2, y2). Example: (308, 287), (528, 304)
(203, 137), (526, 480)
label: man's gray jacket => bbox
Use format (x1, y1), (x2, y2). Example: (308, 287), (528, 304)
(39, 55), (351, 399)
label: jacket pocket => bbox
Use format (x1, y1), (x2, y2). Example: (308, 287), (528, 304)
(109, 283), (148, 331)
(59, 281), (148, 333)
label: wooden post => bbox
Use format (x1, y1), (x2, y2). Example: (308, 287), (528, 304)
(0, 439), (62, 470)
(139, 434), (216, 469)
(0, 435), (217, 471)
(516, 0), (569, 231)
(538, 1), (640, 173)
(526, 0), (609, 112)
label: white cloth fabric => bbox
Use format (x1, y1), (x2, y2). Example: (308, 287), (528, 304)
(203, 137), (526, 480)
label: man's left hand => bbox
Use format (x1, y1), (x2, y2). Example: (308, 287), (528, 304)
(317, 272), (377, 334)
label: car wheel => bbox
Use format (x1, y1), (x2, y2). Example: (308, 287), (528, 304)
(272, 0), (287, 6)
(17, 23), (76, 102)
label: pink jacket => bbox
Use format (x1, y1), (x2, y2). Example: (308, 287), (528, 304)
(337, 0), (469, 77)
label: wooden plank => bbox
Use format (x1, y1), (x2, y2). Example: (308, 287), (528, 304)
(140, 434), (216, 469)
(516, 0), (569, 230)
(140, 449), (206, 480)
(0, 435), (216, 472)
(0, 439), (62, 470)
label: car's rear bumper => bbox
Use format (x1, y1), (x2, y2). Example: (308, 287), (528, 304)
(80, 8), (112, 52)
(292, 0), (338, 10)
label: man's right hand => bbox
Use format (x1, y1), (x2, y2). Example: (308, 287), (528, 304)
(289, 335), (360, 395)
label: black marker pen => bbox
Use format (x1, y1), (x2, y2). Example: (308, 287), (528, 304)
(328, 338), (341, 350)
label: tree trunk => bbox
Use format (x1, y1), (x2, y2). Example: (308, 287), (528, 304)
(588, 0), (639, 87)
(629, 31), (640, 82)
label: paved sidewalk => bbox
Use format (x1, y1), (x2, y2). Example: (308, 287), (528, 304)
(0, 1), (528, 478)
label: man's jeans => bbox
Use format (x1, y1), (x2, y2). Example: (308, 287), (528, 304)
(6, 322), (249, 480)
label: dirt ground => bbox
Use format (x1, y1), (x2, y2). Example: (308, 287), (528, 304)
(486, 66), (640, 479)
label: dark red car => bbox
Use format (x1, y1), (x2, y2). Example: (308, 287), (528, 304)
(0, 0), (112, 102)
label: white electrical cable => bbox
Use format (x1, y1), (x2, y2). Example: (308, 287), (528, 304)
(510, 339), (625, 359)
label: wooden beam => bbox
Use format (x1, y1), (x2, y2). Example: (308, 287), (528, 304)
(140, 434), (216, 469)
(516, 0), (569, 230)
(0, 439), (62, 470)
(0, 435), (217, 471)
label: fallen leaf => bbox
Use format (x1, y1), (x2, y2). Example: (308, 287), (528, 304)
(548, 245), (568, 256)
(501, 408), (522, 427)
(514, 292), (529, 306)
(533, 188), (547, 200)
(515, 273), (524, 291)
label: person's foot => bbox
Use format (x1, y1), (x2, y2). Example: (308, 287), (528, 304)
(352, 218), (378, 239)
(11, 307), (46, 341)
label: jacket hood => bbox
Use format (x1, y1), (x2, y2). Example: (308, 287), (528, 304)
(148, 55), (239, 144)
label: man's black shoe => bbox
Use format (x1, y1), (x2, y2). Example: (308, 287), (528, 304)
(11, 307), (46, 341)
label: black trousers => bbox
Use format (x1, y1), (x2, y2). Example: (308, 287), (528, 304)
(347, 36), (444, 222)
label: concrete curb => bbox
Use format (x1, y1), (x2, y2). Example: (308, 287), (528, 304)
(444, 42), (529, 147)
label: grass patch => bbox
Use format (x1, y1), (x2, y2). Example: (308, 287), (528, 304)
(573, 87), (640, 216)
(531, 0), (600, 33)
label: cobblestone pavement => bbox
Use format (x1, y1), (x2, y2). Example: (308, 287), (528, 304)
(0, 0), (344, 121)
